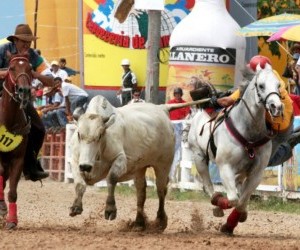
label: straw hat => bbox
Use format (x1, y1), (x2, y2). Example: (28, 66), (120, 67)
(51, 60), (59, 66)
(7, 24), (38, 42)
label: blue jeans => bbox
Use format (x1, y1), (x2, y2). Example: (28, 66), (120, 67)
(268, 123), (293, 166)
(70, 96), (88, 113)
(55, 108), (68, 127)
(42, 111), (58, 129)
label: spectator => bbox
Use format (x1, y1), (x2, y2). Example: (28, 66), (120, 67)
(289, 93), (300, 116)
(128, 90), (145, 104)
(167, 87), (190, 120)
(51, 60), (68, 81)
(282, 53), (300, 94)
(117, 58), (137, 106)
(54, 77), (88, 122)
(40, 87), (64, 130)
(59, 58), (80, 76)
(34, 82), (44, 107)
(296, 56), (300, 89)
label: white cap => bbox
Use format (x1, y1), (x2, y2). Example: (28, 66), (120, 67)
(121, 58), (130, 66)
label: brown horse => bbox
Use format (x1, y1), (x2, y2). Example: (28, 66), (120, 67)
(0, 52), (32, 229)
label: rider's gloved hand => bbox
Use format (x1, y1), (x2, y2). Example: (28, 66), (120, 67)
(209, 96), (222, 109)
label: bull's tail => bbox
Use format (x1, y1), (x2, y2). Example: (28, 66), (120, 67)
(161, 98), (211, 112)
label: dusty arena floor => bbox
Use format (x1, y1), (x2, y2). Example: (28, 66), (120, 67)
(0, 179), (299, 249)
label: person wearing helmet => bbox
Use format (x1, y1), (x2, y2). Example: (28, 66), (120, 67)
(211, 55), (300, 166)
(117, 58), (138, 106)
(167, 87), (190, 120)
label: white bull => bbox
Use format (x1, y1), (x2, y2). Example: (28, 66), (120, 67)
(69, 95), (204, 231)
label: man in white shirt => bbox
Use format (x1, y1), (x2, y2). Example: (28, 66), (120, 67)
(40, 87), (64, 130)
(54, 77), (89, 121)
(117, 59), (138, 106)
(51, 60), (68, 81)
(128, 90), (145, 104)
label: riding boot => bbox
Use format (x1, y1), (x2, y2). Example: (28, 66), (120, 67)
(23, 103), (49, 182)
(23, 140), (49, 182)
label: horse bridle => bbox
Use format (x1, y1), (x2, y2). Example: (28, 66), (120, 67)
(3, 56), (32, 104)
(253, 71), (281, 106)
(223, 72), (280, 159)
(240, 72), (282, 134)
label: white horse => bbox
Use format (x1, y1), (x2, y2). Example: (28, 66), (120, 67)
(188, 64), (283, 235)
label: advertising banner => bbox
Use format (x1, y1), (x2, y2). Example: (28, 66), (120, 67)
(82, 0), (194, 88)
(167, 45), (236, 102)
(135, 0), (165, 10)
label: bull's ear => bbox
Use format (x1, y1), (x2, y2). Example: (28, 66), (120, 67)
(73, 107), (85, 121)
(103, 113), (116, 128)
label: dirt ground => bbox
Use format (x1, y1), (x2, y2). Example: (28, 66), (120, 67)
(0, 179), (300, 250)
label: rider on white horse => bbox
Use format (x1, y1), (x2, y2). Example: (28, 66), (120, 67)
(214, 55), (299, 166)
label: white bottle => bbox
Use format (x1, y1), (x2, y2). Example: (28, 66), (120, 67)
(166, 0), (246, 102)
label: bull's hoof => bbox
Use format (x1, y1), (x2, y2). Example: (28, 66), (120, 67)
(105, 210), (117, 220)
(5, 222), (17, 230)
(220, 223), (234, 236)
(238, 211), (248, 223)
(69, 206), (83, 217)
(213, 207), (224, 217)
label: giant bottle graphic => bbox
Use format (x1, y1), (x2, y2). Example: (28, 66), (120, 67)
(166, 0), (246, 102)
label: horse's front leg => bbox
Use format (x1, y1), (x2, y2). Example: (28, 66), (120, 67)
(218, 163), (239, 206)
(210, 163), (238, 219)
(220, 165), (265, 235)
(0, 175), (8, 218)
(6, 158), (23, 229)
(105, 155), (127, 220)
(0, 161), (8, 222)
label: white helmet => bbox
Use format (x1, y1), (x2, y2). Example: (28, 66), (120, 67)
(121, 58), (130, 66)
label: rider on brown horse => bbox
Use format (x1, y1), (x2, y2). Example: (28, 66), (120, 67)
(0, 24), (55, 181)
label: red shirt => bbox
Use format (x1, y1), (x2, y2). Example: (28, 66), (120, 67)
(290, 94), (300, 116)
(167, 98), (190, 120)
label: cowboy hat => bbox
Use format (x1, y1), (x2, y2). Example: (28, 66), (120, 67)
(7, 24), (38, 42)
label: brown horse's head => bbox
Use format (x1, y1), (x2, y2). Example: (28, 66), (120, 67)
(6, 51), (33, 108)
